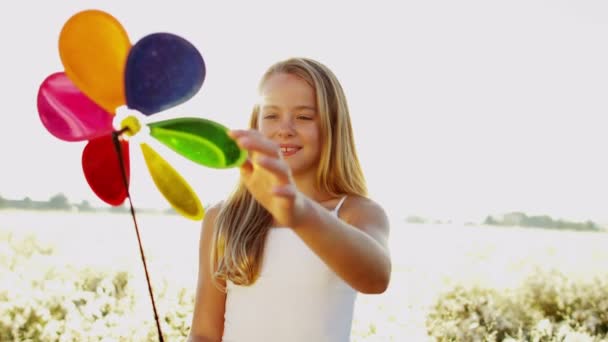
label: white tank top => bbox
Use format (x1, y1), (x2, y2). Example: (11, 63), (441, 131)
(222, 196), (355, 342)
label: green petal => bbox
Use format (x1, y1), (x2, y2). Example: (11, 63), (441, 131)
(147, 117), (247, 169)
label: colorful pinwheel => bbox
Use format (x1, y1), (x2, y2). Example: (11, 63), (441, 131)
(37, 9), (247, 221)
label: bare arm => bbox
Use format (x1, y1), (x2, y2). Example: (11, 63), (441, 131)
(186, 337), (220, 342)
(292, 195), (391, 294)
(186, 203), (226, 341)
(228, 129), (391, 294)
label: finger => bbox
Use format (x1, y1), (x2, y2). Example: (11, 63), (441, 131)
(239, 158), (253, 177)
(229, 130), (281, 157)
(228, 129), (265, 140)
(272, 184), (297, 199)
(237, 136), (280, 158)
(228, 129), (248, 139)
(255, 155), (291, 183)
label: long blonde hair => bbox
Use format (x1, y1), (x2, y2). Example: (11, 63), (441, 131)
(211, 57), (367, 288)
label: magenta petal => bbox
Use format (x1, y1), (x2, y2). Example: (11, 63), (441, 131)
(37, 72), (114, 142)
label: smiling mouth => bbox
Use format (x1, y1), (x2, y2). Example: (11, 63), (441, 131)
(280, 147), (301, 157)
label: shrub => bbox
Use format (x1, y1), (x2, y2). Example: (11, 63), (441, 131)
(0, 232), (194, 341)
(427, 269), (608, 341)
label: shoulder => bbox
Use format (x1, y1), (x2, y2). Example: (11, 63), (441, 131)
(340, 196), (387, 221)
(204, 201), (225, 224)
(340, 196), (390, 238)
(200, 201), (225, 240)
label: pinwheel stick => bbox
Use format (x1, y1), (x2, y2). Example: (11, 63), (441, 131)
(112, 129), (165, 342)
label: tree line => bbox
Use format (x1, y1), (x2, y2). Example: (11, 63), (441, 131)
(483, 212), (601, 232)
(405, 212), (603, 232)
(0, 193), (175, 214)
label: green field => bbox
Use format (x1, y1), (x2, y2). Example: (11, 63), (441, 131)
(1, 211), (607, 341)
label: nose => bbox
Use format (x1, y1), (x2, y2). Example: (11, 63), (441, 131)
(277, 116), (295, 138)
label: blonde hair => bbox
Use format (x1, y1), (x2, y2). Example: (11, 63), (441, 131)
(211, 57), (367, 288)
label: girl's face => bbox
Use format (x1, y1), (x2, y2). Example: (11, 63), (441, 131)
(257, 72), (322, 178)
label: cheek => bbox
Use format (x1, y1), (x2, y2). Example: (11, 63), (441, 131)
(312, 124), (322, 143)
(304, 125), (322, 148)
(257, 121), (273, 137)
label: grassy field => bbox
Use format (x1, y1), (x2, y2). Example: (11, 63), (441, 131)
(1, 210), (607, 341)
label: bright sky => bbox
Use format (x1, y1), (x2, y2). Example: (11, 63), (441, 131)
(1, 1), (607, 223)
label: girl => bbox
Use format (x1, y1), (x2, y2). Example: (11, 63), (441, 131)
(187, 57), (391, 341)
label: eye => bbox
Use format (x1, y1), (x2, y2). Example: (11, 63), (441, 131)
(297, 115), (313, 121)
(263, 113), (278, 119)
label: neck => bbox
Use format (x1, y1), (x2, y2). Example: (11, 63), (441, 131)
(293, 173), (331, 203)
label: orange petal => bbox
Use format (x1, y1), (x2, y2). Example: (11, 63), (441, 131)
(59, 10), (131, 114)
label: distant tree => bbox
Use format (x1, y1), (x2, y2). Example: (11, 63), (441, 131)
(484, 211), (600, 232)
(22, 197), (33, 209)
(0, 194), (5, 208)
(522, 215), (552, 228)
(76, 200), (94, 212)
(406, 215), (427, 224)
(502, 212), (527, 226)
(585, 220), (597, 230)
(48, 193), (71, 210)
(109, 204), (129, 213)
(484, 216), (497, 225)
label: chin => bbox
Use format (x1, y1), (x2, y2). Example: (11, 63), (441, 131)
(289, 164), (317, 178)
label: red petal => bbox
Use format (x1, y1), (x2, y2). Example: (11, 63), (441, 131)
(82, 134), (130, 206)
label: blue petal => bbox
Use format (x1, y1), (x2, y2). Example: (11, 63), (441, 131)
(125, 33), (205, 115)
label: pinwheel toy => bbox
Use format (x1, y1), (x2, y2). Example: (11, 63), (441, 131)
(36, 9), (246, 341)
(38, 9), (247, 220)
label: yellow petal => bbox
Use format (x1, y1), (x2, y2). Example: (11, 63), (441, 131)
(141, 143), (204, 220)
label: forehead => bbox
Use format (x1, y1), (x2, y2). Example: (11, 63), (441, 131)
(259, 73), (316, 106)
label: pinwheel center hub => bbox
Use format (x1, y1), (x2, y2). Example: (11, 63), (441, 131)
(113, 106), (148, 139)
(120, 115), (142, 137)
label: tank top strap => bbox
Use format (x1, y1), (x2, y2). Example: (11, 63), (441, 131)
(332, 196), (348, 216)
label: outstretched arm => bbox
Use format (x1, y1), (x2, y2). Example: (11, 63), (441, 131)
(293, 195), (391, 293)
(230, 129), (391, 293)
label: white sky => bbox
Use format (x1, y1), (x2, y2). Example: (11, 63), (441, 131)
(1, 0), (607, 223)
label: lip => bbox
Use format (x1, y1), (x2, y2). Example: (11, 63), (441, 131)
(279, 144), (302, 149)
(279, 144), (302, 157)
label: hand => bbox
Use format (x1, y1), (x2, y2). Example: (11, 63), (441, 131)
(229, 129), (307, 227)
